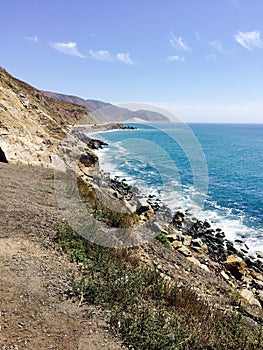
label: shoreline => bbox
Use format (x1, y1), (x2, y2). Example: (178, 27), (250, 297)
(74, 123), (263, 268)
(70, 122), (263, 317)
(79, 123), (263, 263)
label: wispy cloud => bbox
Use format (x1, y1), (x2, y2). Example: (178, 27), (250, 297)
(116, 53), (134, 64)
(89, 50), (135, 64)
(207, 54), (217, 62)
(89, 49), (112, 61)
(210, 40), (225, 54)
(170, 32), (190, 51)
(167, 55), (185, 62)
(234, 30), (263, 50)
(50, 41), (85, 57)
(196, 31), (205, 45)
(25, 35), (39, 43)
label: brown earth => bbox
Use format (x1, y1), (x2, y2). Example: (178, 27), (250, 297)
(0, 161), (262, 349)
(0, 162), (127, 350)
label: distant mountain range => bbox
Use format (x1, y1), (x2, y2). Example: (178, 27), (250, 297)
(43, 91), (170, 123)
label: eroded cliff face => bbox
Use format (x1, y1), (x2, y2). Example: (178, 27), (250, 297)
(0, 68), (96, 167)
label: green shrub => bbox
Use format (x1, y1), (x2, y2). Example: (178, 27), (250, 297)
(155, 232), (171, 246)
(53, 224), (263, 350)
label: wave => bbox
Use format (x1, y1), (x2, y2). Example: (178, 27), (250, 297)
(93, 125), (263, 260)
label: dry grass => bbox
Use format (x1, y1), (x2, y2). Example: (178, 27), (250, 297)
(53, 224), (263, 350)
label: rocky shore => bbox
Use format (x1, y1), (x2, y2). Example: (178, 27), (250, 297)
(73, 124), (263, 321)
(1, 123), (262, 349)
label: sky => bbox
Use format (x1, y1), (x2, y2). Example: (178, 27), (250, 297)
(1, 0), (263, 123)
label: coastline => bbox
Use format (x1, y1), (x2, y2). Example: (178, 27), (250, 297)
(82, 123), (262, 261)
(75, 123), (263, 264)
(62, 121), (263, 320)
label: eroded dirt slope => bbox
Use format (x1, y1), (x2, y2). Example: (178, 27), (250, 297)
(0, 163), (127, 350)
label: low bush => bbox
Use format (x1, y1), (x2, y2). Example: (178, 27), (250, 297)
(54, 224), (263, 350)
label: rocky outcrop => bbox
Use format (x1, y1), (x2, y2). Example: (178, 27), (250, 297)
(0, 146), (8, 163)
(0, 67), (96, 167)
(151, 210), (263, 313)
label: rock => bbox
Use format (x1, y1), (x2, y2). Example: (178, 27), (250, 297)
(178, 246), (192, 256)
(183, 235), (192, 246)
(200, 264), (210, 272)
(187, 256), (200, 266)
(192, 244), (208, 254)
(172, 211), (184, 228)
(221, 271), (230, 281)
(79, 152), (98, 168)
(0, 147), (8, 163)
(123, 200), (137, 213)
(171, 240), (183, 249)
(192, 238), (203, 247)
(240, 289), (262, 308)
(251, 271), (263, 282)
(167, 233), (180, 243)
(216, 231), (225, 238)
(168, 228), (182, 241)
(140, 207), (154, 221)
(226, 241), (238, 255)
(136, 198), (150, 215)
(224, 254), (247, 280)
(257, 290), (263, 303)
(252, 279), (263, 290)
(241, 276), (252, 288)
(151, 222), (168, 234)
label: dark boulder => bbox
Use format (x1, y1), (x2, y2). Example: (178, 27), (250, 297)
(0, 147), (8, 163)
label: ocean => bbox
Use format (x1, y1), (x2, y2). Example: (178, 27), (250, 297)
(91, 123), (263, 257)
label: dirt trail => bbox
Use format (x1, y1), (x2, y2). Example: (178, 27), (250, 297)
(0, 163), (126, 350)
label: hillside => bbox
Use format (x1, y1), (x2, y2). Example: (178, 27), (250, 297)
(0, 68), (96, 167)
(0, 67), (262, 349)
(0, 162), (128, 350)
(43, 91), (170, 123)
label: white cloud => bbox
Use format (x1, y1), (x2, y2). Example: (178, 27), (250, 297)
(50, 41), (85, 58)
(234, 31), (263, 50)
(116, 53), (134, 64)
(89, 50), (135, 64)
(207, 54), (217, 62)
(25, 35), (39, 43)
(167, 55), (185, 62)
(170, 33), (190, 51)
(210, 40), (225, 54)
(89, 49), (112, 61)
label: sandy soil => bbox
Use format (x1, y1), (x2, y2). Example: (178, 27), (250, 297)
(0, 162), (127, 350)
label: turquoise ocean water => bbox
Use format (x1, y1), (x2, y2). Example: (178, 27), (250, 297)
(92, 123), (263, 257)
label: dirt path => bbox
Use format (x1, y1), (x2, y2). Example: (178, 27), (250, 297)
(0, 163), (127, 350)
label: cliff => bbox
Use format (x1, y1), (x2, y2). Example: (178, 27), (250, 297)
(0, 67), (96, 167)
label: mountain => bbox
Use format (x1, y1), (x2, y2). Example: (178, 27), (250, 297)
(43, 91), (170, 123)
(0, 68), (95, 166)
(0, 67), (169, 167)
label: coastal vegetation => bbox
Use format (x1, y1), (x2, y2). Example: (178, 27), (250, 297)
(1, 67), (262, 349)
(53, 224), (263, 350)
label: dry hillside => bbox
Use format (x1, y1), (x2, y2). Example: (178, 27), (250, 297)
(0, 68), (96, 167)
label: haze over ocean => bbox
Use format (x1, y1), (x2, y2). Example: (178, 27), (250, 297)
(93, 123), (263, 257)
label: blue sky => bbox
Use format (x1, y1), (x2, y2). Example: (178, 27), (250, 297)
(1, 0), (263, 123)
